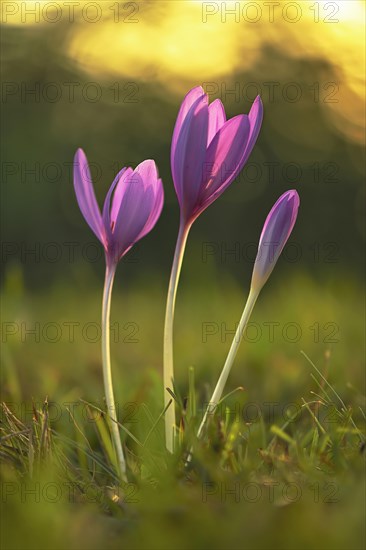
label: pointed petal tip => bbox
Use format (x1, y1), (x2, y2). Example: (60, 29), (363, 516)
(181, 85), (206, 103)
(192, 85), (205, 95)
(74, 147), (85, 162)
(286, 189), (300, 205)
(137, 158), (154, 164)
(250, 95), (264, 117)
(136, 158), (155, 169)
(184, 86), (208, 110)
(135, 158), (159, 183)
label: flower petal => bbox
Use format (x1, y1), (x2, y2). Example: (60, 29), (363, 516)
(207, 99), (226, 146)
(171, 87), (207, 207)
(73, 148), (105, 245)
(198, 96), (263, 211)
(102, 166), (128, 240)
(139, 178), (164, 239)
(112, 172), (155, 258)
(244, 95), (264, 165)
(109, 167), (134, 225)
(132, 159), (164, 239)
(172, 95), (209, 218)
(134, 159), (158, 188)
(198, 114), (250, 206)
(171, 86), (205, 165)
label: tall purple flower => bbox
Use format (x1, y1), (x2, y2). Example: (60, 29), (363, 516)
(171, 86), (263, 224)
(251, 190), (300, 292)
(163, 86), (263, 453)
(73, 148), (164, 481)
(74, 148), (163, 268)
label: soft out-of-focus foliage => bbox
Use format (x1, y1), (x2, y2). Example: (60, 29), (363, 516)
(2, 272), (364, 408)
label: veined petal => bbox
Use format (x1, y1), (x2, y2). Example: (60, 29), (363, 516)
(73, 148), (105, 245)
(244, 95), (264, 164)
(172, 96), (209, 217)
(109, 167), (134, 225)
(102, 166), (128, 240)
(207, 99), (226, 146)
(139, 178), (164, 239)
(199, 96), (263, 211)
(171, 86), (205, 165)
(135, 159), (158, 188)
(113, 173), (155, 258)
(133, 159), (164, 238)
(199, 115), (250, 205)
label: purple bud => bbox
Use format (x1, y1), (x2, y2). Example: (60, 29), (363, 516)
(251, 190), (300, 291)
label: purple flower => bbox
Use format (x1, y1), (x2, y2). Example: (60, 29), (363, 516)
(171, 86), (263, 224)
(251, 190), (300, 291)
(73, 148), (164, 267)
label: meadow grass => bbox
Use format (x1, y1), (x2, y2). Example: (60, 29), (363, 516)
(1, 271), (365, 550)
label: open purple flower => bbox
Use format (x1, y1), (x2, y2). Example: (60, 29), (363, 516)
(251, 190), (300, 291)
(73, 147), (163, 481)
(171, 86), (263, 224)
(73, 148), (164, 268)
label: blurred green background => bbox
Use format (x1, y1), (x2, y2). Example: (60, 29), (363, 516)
(1, 2), (365, 549)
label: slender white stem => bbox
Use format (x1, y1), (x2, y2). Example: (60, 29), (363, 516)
(102, 264), (127, 482)
(196, 287), (260, 440)
(163, 221), (191, 453)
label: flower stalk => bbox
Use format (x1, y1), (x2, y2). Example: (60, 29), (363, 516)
(196, 288), (259, 440)
(163, 220), (191, 453)
(194, 190), (300, 446)
(102, 263), (127, 482)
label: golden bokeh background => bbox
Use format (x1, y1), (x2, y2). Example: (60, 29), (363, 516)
(4, 0), (365, 145)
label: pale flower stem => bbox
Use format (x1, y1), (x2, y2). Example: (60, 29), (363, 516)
(196, 287), (260, 441)
(102, 263), (127, 482)
(163, 220), (191, 453)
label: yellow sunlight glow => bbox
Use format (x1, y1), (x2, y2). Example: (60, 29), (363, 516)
(3, 1), (365, 144)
